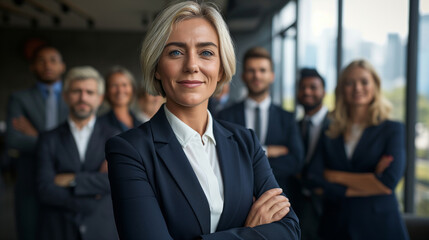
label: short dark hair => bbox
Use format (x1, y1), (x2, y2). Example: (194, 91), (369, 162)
(31, 44), (63, 63)
(298, 68), (325, 88)
(242, 47), (274, 71)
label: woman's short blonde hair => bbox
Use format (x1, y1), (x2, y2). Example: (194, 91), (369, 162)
(141, 1), (236, 97)
(326, 59), (392, 138)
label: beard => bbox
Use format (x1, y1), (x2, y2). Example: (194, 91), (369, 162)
(70, 102), (97, 120)
(248, 85), (270, 98)
(301, 97), (323, 112)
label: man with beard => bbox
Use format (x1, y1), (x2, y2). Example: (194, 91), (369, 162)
(36, 66), (118, 240)
(6, 45), (68, 240)
(295, 68), (329, 240)
(218, 47), (304, 195)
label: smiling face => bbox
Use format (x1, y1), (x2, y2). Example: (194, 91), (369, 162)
(155, 17), (222, 112)
(106, 72), (134, 107)
(242, 58), (274, 98)
(297, 76), (325, 112)
(343, 66), (376, 107)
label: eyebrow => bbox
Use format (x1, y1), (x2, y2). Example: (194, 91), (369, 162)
(164, 42), (218, 49)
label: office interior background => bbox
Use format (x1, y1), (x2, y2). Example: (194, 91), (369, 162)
(0, 0), (428, 239)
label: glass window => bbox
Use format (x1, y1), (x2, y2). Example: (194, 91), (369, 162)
(272, 1), (297, 111)
(415, 0), (429, 217)
(342, 0), (409, 210)
(297, 0), (338, 115)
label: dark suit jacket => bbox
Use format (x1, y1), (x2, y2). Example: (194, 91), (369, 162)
(36, 119), (118, 240)
(307, 120), (409, 240)
(6, 85), (68, 193)
(98, 110), (142, 133)
(106, 106), (300, 240)
(217, 101), (305, 193)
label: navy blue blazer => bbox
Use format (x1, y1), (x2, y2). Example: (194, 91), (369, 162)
(99, 109), (142, 132)
(217, 101), (305, 192)
(307, 120), (409, 240)
(36, 119), (119, 240)
(106, 106), (300, 240)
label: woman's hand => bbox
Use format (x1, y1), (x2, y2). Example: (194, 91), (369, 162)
(375, 155), (393, 175)
(244, 188), (290, 228)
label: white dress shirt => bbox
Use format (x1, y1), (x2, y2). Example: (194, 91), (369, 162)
(345, 124), (364, 160)
(244, 96), (271, 145)
(164, 106), (224, 233)
(68, 116), (96, 162)
(303, 106), (328, 163)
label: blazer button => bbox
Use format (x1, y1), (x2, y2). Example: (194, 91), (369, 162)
(79, 225), (87, 234)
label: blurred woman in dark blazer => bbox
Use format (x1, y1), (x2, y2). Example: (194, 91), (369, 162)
(99, 66), (141, 132)
(105, 1), (300, 239)
(308, 59), (409, 240)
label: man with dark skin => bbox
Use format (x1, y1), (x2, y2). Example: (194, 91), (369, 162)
(6, 45), (68, 240)
(295, 68), (329, 240)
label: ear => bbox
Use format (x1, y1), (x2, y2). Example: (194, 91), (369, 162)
(155, 71), (161, 80)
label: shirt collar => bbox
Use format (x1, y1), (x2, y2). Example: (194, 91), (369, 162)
(164, 105), (216, 147)
(68, 115), (96, 132)
(245, 96), (271, 110)
(305, 105), (328, 125)
(36, 81), (62, 98)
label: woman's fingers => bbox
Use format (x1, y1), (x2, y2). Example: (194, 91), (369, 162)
(245, 188), (291, 227)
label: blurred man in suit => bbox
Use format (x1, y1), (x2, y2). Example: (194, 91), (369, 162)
(218, 47), (304, 195)
(295, 68), (329, 240)
(36, 66), (118, 240)
(6, 45), (68, 240)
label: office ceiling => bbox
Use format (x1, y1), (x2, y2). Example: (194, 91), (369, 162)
(0, 0), (288, 32)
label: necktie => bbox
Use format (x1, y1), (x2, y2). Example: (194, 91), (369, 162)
(254, 106), (261, 141)
(45, 86), (58, 130)
(302, 118), (312, 155)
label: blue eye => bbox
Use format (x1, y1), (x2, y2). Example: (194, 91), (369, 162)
(169, 50), (181, 56)
(201, 51), (213, 57)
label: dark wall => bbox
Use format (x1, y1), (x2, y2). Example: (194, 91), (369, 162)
(0, 27), (145, 121)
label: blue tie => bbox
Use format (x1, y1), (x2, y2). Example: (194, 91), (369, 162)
(45, 86), (57, 130)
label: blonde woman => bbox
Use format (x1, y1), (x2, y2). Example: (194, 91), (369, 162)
(308, 59), (409, 240)
(100, 66), (141, 132)
(105, 1), (300, 239)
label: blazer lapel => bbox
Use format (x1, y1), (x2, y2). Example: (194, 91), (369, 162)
(83, 120), (103, 170)
(59, 123), (82, 170)
(213, 120), (243, 231)
(151, 107), (211, 234)
(236, 102), (246, 126)
(29, 86), (47, 131)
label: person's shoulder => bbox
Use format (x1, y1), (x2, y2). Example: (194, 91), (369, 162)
(379, 119), (404, 132)
(38, 122), (68, 141)
(8, 86), (37, 101)
(215, 118), (254, 141)
(270, 103), (295, 120)
(218, 101), (243, 113)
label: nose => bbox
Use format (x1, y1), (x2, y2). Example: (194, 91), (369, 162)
(183, 53), (199, 73)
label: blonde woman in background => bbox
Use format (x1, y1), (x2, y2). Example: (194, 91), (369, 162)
(308, 59), (409, 240)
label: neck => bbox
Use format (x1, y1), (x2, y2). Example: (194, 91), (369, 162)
(248, 91), (269, 103)
(348, 105), (369, 125)
(112, 105), (129, 115)
(166, 100), (208, 136)
(70, 115), (94, 130)
(305, 104), (323, 117)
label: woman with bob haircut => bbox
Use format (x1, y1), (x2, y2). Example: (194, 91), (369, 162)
(308, 59), (409, 240)
(99, 66), (141, 132)
(105, 1), (300, 240)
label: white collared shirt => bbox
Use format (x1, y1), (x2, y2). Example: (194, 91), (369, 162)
(164, 106), (224, 233)
(68, 116), (96, 162)
(303, 106), (328, 163)
(244, 96), (271, 145)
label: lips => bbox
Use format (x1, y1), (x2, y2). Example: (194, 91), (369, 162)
(178, 80), (203, 88)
